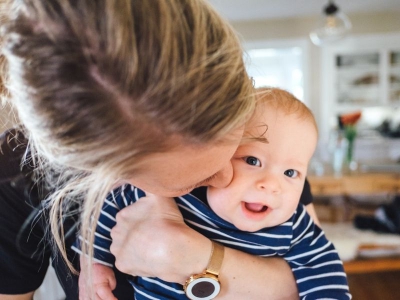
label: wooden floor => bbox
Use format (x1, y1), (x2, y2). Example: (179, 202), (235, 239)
(347, 270), (400, 300)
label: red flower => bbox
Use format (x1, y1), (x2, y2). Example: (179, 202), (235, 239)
(340, 111), (362, 126)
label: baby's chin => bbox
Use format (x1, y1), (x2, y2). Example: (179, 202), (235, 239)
(231, 218), (285, 232)
(232, 221), (269, 233)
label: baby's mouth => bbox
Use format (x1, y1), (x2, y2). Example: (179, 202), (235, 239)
(244, 202), (268, 213)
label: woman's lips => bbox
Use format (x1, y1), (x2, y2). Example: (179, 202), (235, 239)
(241, 202), (269, 220)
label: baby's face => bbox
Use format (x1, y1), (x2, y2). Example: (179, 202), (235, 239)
(207, 102), (317, 232)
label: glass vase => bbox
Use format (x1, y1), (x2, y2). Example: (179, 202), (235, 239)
(344, 125), (357, 171)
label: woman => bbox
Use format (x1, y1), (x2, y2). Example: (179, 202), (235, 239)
(0, 0), (318, 299)
(0, 128), (316, 300)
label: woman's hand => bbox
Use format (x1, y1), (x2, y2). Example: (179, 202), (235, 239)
(109, 194), (211, 283)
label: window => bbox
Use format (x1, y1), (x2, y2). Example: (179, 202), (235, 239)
(244, 39), (308, 104)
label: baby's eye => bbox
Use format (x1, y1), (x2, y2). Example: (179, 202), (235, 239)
(244, 156), (261, 167)
(284, 169), (298, 178)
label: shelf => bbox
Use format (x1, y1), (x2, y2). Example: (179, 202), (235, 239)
(336, 53), (380, 68)
(321, 33), (400, 145)
(338, 84), (379, 89)
(389, 99), (400, 105)
(332, 49), (399, 121)
(335, 104), (383, 112)
(390, 65), (400, 72)
(338, 65), (379, 72)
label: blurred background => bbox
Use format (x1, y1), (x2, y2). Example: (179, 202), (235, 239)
(207, 0), (400, 168)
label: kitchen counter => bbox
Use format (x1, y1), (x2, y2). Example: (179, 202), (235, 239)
(308, 172), (400, 197)
(308, 172), (400, 222)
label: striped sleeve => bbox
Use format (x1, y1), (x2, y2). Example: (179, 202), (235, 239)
(285, 204), (351, 300)
(72, 184), (144, 267)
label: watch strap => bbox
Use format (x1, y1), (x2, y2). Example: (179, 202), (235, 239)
(206, 241), (224, 276)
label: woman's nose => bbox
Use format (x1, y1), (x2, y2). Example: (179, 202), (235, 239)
(208, 163), (233, 188)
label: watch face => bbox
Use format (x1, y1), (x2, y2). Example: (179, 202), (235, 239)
(185, 277), (221, 300)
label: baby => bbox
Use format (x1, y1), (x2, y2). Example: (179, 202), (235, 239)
(75, 88), (350, 300)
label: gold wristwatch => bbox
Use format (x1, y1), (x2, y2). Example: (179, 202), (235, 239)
(183, 241), (225, 300)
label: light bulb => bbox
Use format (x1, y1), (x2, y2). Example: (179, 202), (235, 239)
(310, 1), (352, 46)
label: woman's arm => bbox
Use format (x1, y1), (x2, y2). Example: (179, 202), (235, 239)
(110, 194), (300, 299)
(218, 248), (298, 299)
(0, 293), (34, 300)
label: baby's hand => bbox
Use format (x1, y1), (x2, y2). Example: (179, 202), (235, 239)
(79, 260), (117, 300)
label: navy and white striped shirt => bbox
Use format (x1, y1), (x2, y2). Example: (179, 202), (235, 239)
(74, 184), (351, 300)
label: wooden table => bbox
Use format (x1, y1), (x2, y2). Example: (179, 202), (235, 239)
(344, 257), (400, 274)
(308, 172), (400, 197)
(308, 172), (400, 222)
(311, 173), (400, 274)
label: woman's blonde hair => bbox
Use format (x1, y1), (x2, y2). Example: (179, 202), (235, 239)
(0, 0), (255, 279)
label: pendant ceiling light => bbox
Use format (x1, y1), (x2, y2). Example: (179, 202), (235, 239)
(309, 0), (352, 46)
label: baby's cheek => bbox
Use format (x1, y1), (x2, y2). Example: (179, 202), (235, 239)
(207, 188), (220, 210)
(283, 196), (301, 219)
(207, 189), (229, 218)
